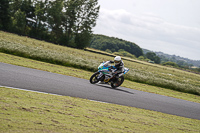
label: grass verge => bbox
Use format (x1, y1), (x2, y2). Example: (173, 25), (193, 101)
(1, 87), (200, 133)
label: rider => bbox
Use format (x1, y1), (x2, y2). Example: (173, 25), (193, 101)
(99, 56), (124, 84)
(111, 56), (124, 78)
(109, 56), (124, 78)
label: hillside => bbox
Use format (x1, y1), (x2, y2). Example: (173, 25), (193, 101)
(156, 52), (200, 67)
(91, 34), (200, 67)
(90, 34), (143, 58)
(143, 49), (200, 67)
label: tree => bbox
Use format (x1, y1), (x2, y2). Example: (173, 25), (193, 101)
(21, 0), (35, 19)
(105, 49), (112, 53)
(113, 49), (136, 58)
(29, 0), (49, 39)
(162, 62), (178, 67)
(11, 9), (26, 34)
(4, 0), (100, 49)
(63, 0), (100, 48)
(0, 0), (11, 30)
(146, 52), (161, 64)
(73, 0), (100, 33)
(47, 0), (64, 43)
(9, 0), (35, 35)
(75, 30), (91, 49)
(90, 34), (143, 57)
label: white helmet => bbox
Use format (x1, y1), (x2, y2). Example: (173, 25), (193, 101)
(114, 56), (121, 65)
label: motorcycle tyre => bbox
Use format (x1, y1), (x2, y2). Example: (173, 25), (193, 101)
(111, 76), (124, 88)
(90, 72), (102, 84)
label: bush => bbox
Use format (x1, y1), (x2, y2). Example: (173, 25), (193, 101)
(162, 62), (179, 68)
(113, 49), (136, 59)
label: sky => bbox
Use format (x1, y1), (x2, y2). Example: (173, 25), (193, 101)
(93, 0), (200, 60)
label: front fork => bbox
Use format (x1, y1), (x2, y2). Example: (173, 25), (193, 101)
(97, 72), (104, 80)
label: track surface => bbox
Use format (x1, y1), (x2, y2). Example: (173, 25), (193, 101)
(0, 62), (200, 120)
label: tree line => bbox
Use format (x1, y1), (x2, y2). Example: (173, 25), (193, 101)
(90, 34), (162, 64)
(90, 34), (143, 58)
(0, 0), (100, 49)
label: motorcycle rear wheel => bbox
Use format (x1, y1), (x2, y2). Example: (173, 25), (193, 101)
(111, 76), (124, 88)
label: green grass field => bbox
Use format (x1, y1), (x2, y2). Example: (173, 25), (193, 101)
(1, 87), (200, 133)
(0, 31), (200, 132)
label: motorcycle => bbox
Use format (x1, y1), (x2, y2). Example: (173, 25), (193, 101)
(90, 61), (129, 88)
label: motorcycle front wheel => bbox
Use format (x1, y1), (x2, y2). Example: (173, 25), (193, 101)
(90, 72), (102, 84)
(111, 76), (124, 88)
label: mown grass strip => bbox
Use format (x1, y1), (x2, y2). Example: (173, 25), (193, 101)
(1, 87), (200, 133)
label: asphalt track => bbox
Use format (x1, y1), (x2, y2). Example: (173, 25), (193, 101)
(0, 62), (200, 120)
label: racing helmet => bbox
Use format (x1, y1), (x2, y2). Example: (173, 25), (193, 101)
(114, 56), (121, 65)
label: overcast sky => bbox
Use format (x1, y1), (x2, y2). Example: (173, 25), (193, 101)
(93, 0), (200, 60)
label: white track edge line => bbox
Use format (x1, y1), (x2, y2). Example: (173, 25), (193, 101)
(0, 85), (109, 104)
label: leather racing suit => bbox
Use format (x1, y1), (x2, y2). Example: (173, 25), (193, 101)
(109, 60), (124, 77)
